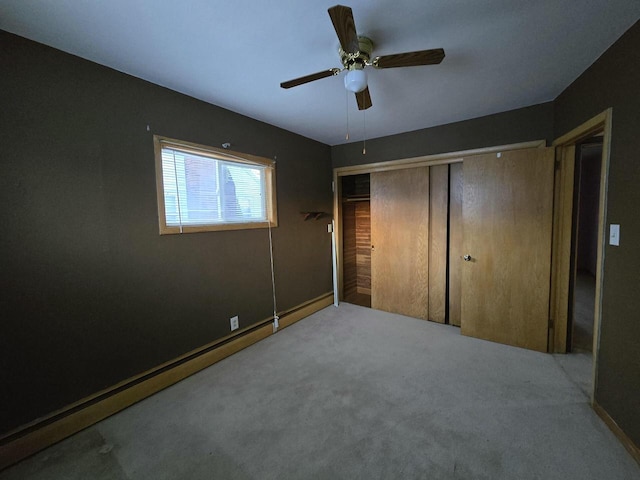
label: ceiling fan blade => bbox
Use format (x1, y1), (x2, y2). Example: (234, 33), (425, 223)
(328, 5), (359, 54)
(373, 48), (445, 69)
(355, 87), (372, 110)
(280, 68), (341, 89)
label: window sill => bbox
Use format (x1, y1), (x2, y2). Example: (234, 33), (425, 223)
(159, 221), (278, 235)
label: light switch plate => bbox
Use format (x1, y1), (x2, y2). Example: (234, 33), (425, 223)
(609, 224), (620, 246)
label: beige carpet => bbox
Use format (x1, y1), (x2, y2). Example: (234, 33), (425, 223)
(2, 303), (638, 479)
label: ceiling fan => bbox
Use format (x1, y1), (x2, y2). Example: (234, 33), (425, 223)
(280, 4), (445, 110)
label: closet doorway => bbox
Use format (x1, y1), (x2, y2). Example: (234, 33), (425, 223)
(339, 165), (454, 323)
(334, 140), (547, 348)
(341, 174), (371, 308)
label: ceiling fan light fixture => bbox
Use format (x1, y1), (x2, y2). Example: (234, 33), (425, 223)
(344, 68), (367, 93)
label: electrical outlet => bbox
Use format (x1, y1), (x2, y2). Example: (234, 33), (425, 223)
(230, 315), (239, 331)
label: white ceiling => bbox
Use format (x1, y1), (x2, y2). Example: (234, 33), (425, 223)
(2, 0), (639, 146)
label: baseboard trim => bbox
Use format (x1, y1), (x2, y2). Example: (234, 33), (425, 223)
(0, 292), (333, 471)
(593, 401), (640, 465)
(278, 292), (334, 329)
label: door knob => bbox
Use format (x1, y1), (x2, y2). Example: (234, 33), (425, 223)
(463, 254), (472, 262)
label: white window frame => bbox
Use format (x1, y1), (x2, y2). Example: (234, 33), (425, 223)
(154, 135), (277, 234)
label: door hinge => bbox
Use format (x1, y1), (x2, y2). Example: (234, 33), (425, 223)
(332, 181), (335, 193)
(548, 317), (554, 329)
(554, 159), (561, 170)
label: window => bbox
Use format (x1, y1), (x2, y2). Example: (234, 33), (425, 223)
(154, 136), (277, 234)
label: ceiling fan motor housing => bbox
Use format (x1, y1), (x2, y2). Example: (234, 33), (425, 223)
(340, 36), (373, 71)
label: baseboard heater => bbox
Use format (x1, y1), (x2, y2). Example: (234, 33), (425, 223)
(0, 292), (334, 471)
(593, 401), (640, 466)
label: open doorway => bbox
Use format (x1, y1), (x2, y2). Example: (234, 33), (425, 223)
(568, 138), (603, 354)
(550, 109), (612, 403)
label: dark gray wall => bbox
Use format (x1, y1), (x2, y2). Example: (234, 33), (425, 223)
(555, 20), (640, 447)
(331, 103), (554, 167)
(0, 31), (332, 434)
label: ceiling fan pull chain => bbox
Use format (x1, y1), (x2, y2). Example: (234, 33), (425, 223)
(362, 108), (366, 155)
(346, 87), (350, 140)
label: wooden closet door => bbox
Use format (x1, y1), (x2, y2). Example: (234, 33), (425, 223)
(371, 167), (429, 319)
(448, 162), (464, 327)
(428, 164), (449, 324)
(460, 148), (554, 352)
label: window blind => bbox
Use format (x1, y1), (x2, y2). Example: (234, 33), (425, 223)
(161, 146), (267, 228)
